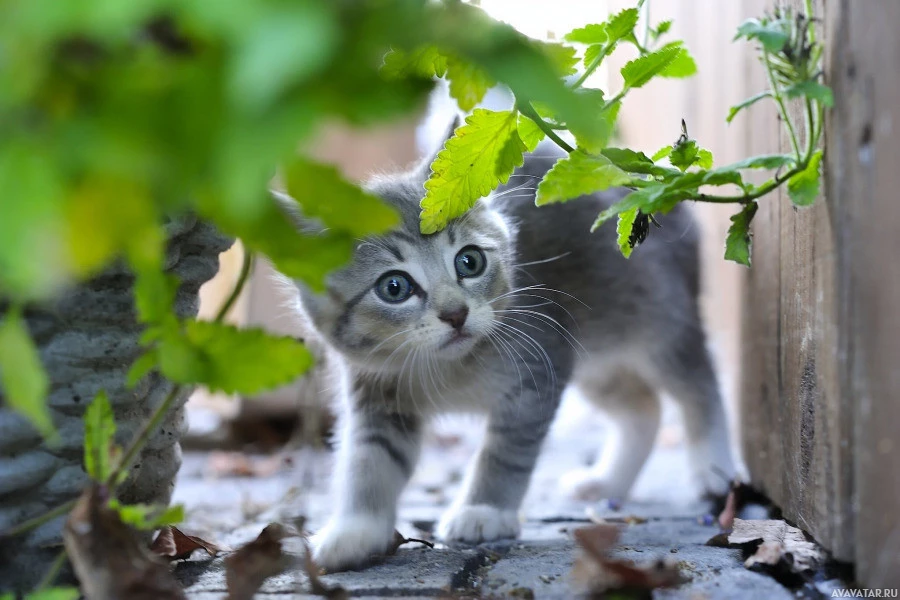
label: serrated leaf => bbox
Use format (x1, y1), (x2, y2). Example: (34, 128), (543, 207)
(569, 89), (618, 153)
(538, 42), (578, 77)
(535, 150), (632, 206)
(727, 91), (773, 123)
(110, 500), (185, 531)
(601, 147), (677, 176)
(381, 46), (448, 79)
(421, 109), (524, 233)
(727, 154), (795, 171)
(85, 391), (115, 482)
(0, 308), (54, 441)
(784, 80), (834, 107)
(659, 43), (697, 78)
(621, 45), (682, 89)
(22, 589), (80, 600)
(670, 140), (700, 172)
(724, 202), (759, 266)
(134, 269), (179, 326)
(283, 159), (399, 237)
(651, 146), (673, 162)
(158, 321), (314, 395)
(516, 115), (546, 152)
(605, 8), (640, 44)
(735, 18), (789, 53)
(446, 58), (494, 112)
(653, 20), (673, 38)
(787, 150), (822, 206)
(616, 208), (639, 258)
(698, 149), (713, 169)
(564, 24), (607, 45)
(583, 44), (606, 69)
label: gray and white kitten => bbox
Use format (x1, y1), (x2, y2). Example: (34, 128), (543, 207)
(279, 135), (736, 571)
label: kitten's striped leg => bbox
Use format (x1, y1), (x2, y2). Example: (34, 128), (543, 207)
(311, 407), (422, 571)
(437, 401), (556, 543)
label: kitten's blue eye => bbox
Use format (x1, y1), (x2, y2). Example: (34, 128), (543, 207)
(455, 246), (486, 278)
(375, 271), (414, 303)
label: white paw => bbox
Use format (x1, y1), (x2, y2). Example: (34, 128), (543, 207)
(310, 514), (395, 572)
(559, 468), (627, 503)
(437, 504), (520, 543)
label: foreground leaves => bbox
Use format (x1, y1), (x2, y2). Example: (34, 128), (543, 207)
(728, 519), (823, 573)
(151, 526), (228, 561)
(0, 308), (54, 441)
(225, 523), (301, 600)
(724, 203), (759, 267)
(64, 486), (187, 600)
(420, 109), (525, 234)
(84, 392), (116, 482)
(787, 150), (823, 206)
(535, 151), (632, 206)
(0, 589), (80, 600)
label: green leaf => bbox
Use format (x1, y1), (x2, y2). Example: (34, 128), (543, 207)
(284, 159), (399, 237)
(109, 500), (184, 530)
(535, 150), (632, 206)
(784, 80), (834, 107)
(659, 43), (697, 78)
(22, 588), (81, 600)
(381, 46), (448, 79)
(158, 321), (314, 395)
(538, 42), (579, 77)
(670, 140), (700, 172)
(583, 44), (606, 69)
(605, 8), (640, 44)
(516, 114), (546, 152)
(568, 89), (618, 153)
(446, 58), (495, 112)
(735, 18), (790, 53)
(601, 147), (677, 176)
(726, 91), (773, 123)
(616, 208), (640, 258)
(0, 308), (53, 441)
(651, 145), (673, 162)
(621, 44), (682, 89)
(724, 202), (759, 266)
(134, 269), (179, 326)
(653, 20), (673, 38)
(85, 391), (116, 482)
(421, 109), (524, 233)
(564, 24), (607, 45)
(126, 352), (158, 388)
(787, 150), (823, 206)
(727, 154), (795, 171)
(698, 149), (714, 169)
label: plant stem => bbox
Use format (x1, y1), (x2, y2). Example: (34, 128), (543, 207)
(641, 0), (652, 50)
(36, 548), (68, 590)
(696, 166), (802, 204)
(1, 499), (77, 539)
(518, 102), (574, 153)
(572, 43), (612, 88)
(763, 49), (802, 160)
(214, 247), (253, 322)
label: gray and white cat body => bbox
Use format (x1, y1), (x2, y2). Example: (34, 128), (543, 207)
(281, 138), (736, 571)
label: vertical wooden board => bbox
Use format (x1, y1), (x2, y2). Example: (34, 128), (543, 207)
(830, 0), (900, 586)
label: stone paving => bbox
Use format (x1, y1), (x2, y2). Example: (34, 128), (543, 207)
(171, 393), (804, 599)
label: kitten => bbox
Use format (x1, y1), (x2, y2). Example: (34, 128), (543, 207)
(277, 135), (736, 572)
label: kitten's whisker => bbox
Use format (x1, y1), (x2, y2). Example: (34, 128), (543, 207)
(496, 309), (587, 358)
(492, 320), (556, 391)
(512, 252), (572, 268)
(491, 324), (541, 393)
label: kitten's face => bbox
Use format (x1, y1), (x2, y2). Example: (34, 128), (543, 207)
(297, 177), (514, 373)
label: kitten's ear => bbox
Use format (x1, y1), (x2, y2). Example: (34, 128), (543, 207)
(414, 116), (461, 182)
(270, 189), (325, 235)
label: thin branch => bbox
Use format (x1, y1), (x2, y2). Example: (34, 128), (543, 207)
(763, 49), (802, 160)
(36, 548), (68, 590)
(1, 499), (77, 539)
(518, 102), (575, 153)
(214, 248), (253, 322)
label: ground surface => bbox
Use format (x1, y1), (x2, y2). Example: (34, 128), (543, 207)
(171, 393), (808, 599)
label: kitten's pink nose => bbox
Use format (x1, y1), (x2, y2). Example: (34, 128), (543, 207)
(439, 306), (469, 331)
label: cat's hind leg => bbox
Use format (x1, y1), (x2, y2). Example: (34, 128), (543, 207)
(560, 369), (661, 503)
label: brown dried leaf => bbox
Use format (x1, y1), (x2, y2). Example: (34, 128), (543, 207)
(225, 523), (297, 600)
(300, 536), (348, 599)
(571, 524), (683, 596)
(387, 530), (435, 555)
(150, 526), (228, 561)
(63, 485), (186, 600)
(728, 519), (823, 572)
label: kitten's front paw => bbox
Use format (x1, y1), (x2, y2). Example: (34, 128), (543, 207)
(437, 504), (520, 544)
(310, 514), (395, 572)
(559, 468), (626, 503)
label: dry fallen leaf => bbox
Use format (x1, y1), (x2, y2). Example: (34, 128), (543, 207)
(387, 530), (435, 555)
(728, 519), (823, 573)
(571, 524), (683, 597)
(150, 526), (228, 561)
(225, 523), (298, 600)
(300, 536), (349, 600)
(63, 485), (187, 600)
(207, 451), (291, 478)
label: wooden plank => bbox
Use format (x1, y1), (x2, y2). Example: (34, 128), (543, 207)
(827, 0), (900, 587)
